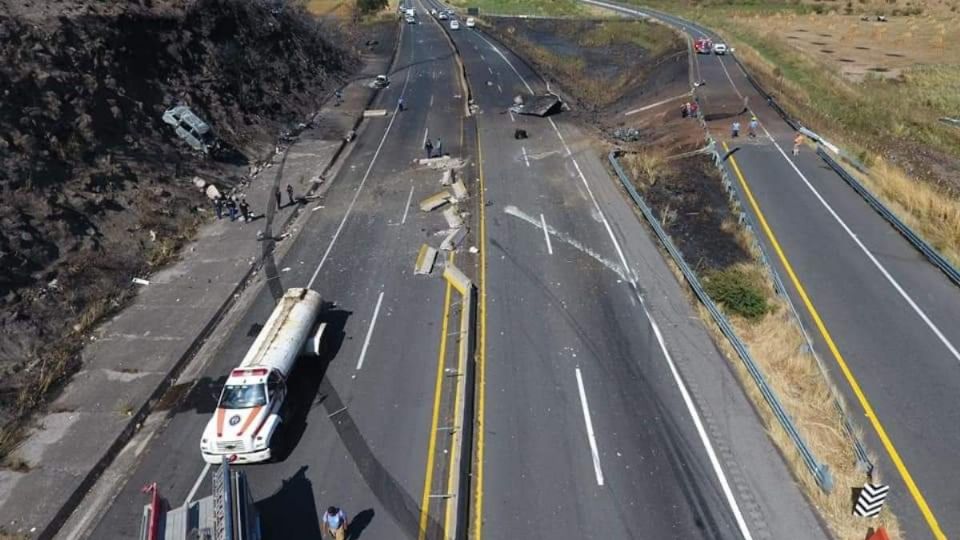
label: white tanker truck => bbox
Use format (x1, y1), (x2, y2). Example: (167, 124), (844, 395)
(201, 288), (325, 464)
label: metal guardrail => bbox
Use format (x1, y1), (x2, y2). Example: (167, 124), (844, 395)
(705, 140), (874, 473)
(817, 147), (960, 288)
(608, 150), (834, 491)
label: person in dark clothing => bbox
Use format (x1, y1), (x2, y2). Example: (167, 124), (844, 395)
(238, 198), (250, 222)
(214, 197), (223, 219)
(425, 138), (434, 158)
(274, 187), (282, 209)
(226, 197), (238, 221)
(681, 103), (688, 118)
(286, 184), (295, 205)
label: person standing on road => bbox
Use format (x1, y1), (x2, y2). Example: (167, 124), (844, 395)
(424, 138), (434, 159)
(335, 89), (343, 106)
(238, 197), (250, 222)
(226, 197), (238, 222)
(214, 196), (223, 220)
(321, 506), (348, 540)
(274, 187), (282, 210)
(689, 101), (699, 117)
(398, 97), (405, 111)
(435, 137), (443, 157)
(793, 133), (804, 156)
(681, 102), (689, 118)
(748, 117), (759, 138)
(731, 121), (741, 138)
(286, 184), (295, 206)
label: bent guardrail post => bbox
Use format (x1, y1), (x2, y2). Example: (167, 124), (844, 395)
(608, 150), (834, 491)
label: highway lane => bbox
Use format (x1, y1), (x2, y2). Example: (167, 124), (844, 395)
(583, 1), (960, 537)
(421, 5), (832, 539)
(84, 15), (468, 539)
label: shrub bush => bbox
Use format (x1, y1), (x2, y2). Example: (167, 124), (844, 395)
(703, 268), (769, 319)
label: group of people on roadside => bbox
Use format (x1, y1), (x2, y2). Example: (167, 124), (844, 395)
(424, 137), (443, 159)
(680, 100), (699, 118)
(213, 183), (302, 224)
(214, 194), (254, 223)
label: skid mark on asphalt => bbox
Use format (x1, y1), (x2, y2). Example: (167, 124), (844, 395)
(503, 205), (627, 281)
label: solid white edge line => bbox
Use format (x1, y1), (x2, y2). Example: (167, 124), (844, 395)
(401, 183), (415, 224)
(184, 462), (211, 505)
(356, 291), (385, 370)
(521, 146), (530, 167)
(540, 213), (553, 255)
(759, 123), (960, 365)
(639, 299), (755, 540)
(574, 367), (605, 486)
(306, 36), (415, 289)
(423, 126), (430, 147)
(480, 23), (754, 537)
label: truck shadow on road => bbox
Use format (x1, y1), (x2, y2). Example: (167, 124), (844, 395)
(256, 465), (323, 538)
(273, 305), (351, 461)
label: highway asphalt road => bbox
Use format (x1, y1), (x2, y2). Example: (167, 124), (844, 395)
(423, 2), (828, 539)
(84, 14), (468, 539)
(76, 3), (839, 539)
(585, 1), (960, 538)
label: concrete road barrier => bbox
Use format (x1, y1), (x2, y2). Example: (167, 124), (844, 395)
(451, 179), (468, 200)
(443, 207), (463, 229)
(415, 244), (438, 275)
(362, 109), (389, 117)
(440, 227), (466, 251)
(420, 191), (452, 212)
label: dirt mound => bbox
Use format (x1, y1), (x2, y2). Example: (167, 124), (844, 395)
(0, 0), (358, 438)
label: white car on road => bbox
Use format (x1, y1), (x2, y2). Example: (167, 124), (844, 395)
(466, 16), (476, 27)
(713, 43), (727, 55)
(450, 19), (460, 30)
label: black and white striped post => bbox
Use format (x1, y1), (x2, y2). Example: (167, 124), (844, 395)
(854, 483), (890, 518)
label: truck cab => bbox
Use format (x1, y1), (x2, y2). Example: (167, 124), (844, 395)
(201, 288), (324, 464)
(695, 37), (713, 54)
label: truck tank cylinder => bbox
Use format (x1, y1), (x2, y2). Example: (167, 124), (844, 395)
(239, 288), (322, 377)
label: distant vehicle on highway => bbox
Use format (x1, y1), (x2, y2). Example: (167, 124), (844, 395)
(200, 288), (326, 464)
(373, 74), (390, 88)
(466, 16), (476, 27)
(694, 37), (713, 54)
(438, 10), (449, 20)
(450, 19), (460, 30)
(430, 8), (437, 16)
(406, 14), (416, 23)
(713, 43), (727, 55)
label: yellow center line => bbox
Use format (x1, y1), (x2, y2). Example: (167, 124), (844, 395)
(418, 253), (455, 540)
(722, 141), (946, 540)
(473, 127), (488, 539)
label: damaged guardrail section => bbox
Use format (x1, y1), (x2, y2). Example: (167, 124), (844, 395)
(608, 150), (835, 491)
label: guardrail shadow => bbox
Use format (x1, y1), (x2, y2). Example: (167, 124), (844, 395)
(256, 465), (323, 538)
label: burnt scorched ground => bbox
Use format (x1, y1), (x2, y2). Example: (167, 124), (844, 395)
(627, 153), (751, 273)
(0, 0), (362, 450)
(482, 17), (702, 151)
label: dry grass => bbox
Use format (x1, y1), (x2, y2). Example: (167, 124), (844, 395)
(625, 151), (902, 538)
(702, 279), (903, 539)
(851, 157), (960, 268)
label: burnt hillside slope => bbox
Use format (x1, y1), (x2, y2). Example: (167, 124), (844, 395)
(0, 0), (358, 439)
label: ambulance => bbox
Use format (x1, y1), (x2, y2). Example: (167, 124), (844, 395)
(201, 288), (325, 464)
